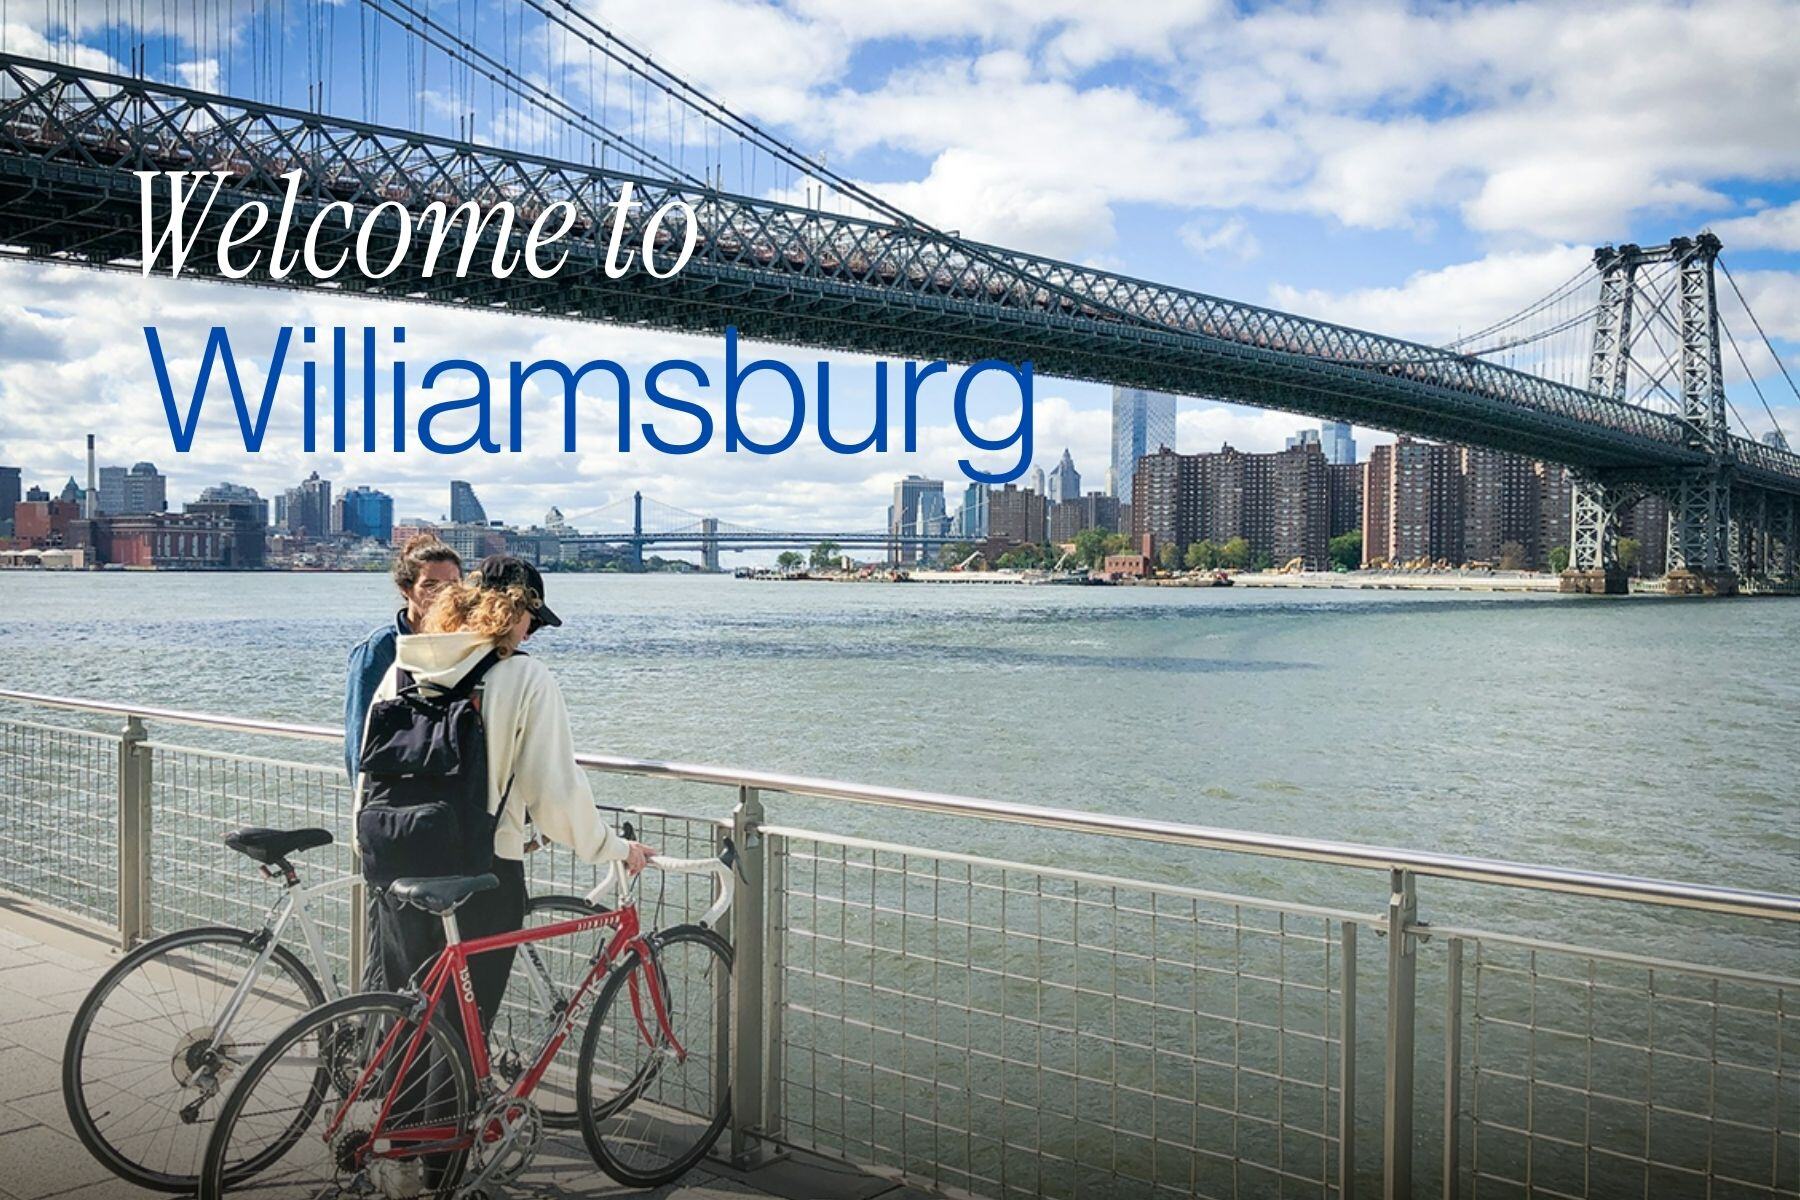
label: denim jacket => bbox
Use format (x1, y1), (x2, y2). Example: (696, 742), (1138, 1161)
(344, 608), (411, 779)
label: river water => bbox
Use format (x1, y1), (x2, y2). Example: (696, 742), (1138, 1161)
(2, 571), (1795, 965)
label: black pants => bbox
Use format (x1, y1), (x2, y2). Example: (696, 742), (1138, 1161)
(371, 859), (526, 1174)
(375, 857), (527, 1039)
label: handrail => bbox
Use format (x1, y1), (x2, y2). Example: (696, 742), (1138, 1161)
(3, 686), (1796, 922)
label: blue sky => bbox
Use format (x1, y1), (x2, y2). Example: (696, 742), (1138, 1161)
(1, 0), (1796, 535)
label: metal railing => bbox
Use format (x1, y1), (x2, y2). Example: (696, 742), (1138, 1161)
(0, 687), (1794, 1200)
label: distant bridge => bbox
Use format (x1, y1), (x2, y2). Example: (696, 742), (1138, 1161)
(555, 493), (953, 570)
(0, 1), (1795, 592)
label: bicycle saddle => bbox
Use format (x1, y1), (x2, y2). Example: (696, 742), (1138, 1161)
(386, 874), (499, 914)
(224, 827), (334, 864)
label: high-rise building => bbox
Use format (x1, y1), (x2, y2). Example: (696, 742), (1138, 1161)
(914, 489), (947, 542)
(1620, 493), (1669, 577)
(952, 483), (989, 540)
(1049, 493), (1121, 544)
(1763, 429), (1791, 451)
(888, 475), (944, 564)
(196, 482), (269, 529)
(1362, 439), (1462, 566)
(0, 466), (18, 537)
(338, 486), (395, 543)
(1536, 463), (1573, 569)
(449, 480), (488, 525)
(1248, 446), (1329, 569)
(987, 483), (1047, 546)
(1130, 447), (1188, 559)
(97, 461), (167, 515)
(1285, 429), (1321, 452)
(1046, 448), (1081, 502)
(1461, 448), (1538, 566)
(1111, 387), (1178, 504)
(1322, 421), (1356, 466)
(282, 472), (333, 540)
(58, 477), (82, 506)
(1325, 462), (1363, 539)
(1129, 443), (1329, 569)
(1029, 465), (1047, 498)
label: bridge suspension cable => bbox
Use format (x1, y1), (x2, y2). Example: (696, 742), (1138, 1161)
(1441, 261), (1598, 352)
(1718, 258), (1797, 446)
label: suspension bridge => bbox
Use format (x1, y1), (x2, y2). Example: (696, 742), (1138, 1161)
(553, 493), (956, 571)
(0, 2), (1796, 592)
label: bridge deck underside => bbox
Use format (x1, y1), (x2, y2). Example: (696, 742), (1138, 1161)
(2, 55), (1798, 497)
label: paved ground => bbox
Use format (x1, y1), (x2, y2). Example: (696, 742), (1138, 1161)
(0, 897), (916, 1200)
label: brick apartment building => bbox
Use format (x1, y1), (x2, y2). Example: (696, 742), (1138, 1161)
(1131, 443), (1330, 569)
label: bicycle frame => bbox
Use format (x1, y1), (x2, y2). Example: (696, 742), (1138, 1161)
(324, 898), (680, 1163)
(214, 874), (353, 1030)
(189, 871), (356, 1104)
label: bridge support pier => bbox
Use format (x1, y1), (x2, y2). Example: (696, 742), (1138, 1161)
(1561, 479), (1630, 594)
(1663, 468), (1737, 596)
(1773, 495), (1798, 584)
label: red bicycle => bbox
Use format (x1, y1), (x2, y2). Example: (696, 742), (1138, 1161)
(196, 848), (736, 1199)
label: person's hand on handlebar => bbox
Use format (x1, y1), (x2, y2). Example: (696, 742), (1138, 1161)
(623, 841), (657, 876)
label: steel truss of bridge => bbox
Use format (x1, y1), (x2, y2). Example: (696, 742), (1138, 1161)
(0, 53), (1795, 592)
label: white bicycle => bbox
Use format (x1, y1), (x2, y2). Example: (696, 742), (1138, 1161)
(60, 826), (607, 1192)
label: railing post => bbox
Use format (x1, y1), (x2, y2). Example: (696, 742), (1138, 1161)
(1340, 920), (1358, 1199)
(728, 786), (780, 1166)
(348, 878), (368, 991)
(1383, 869), (1418, 1200)
(117, 715), (152, 949)
(1443, 937), (1464, 1199)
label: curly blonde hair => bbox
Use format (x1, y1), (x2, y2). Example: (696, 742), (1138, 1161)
(419, 574), (537, 655)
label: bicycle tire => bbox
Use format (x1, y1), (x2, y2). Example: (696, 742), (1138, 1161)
(575, 924), (733, 1189)
(199, 992), (476, 1200)
(62, 925), (326, 1192)
(492, 892), (611, 1130)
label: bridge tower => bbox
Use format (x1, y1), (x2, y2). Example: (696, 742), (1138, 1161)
(700, 518), (721, 572)
(1566, 234), (1738, 595)
(627, 491), (645, 573)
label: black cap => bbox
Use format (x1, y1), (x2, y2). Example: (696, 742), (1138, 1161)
(474, 554), (562, 629)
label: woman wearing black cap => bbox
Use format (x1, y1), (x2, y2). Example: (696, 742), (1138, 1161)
(356, 554), (654, 1035)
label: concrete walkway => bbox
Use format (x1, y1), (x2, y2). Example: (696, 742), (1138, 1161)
(0, 897), (918, 1200)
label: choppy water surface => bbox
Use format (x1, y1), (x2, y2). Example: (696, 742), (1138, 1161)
(2, 571), (1795, 965)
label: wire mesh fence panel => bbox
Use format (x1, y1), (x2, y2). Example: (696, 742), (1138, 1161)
(771, 831), (1359, 1200)
(0, 718), (122, 927)
(145, 742), (359, 982)
(1453, 933), (1799, 1199)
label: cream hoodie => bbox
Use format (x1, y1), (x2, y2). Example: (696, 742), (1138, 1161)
(354, 631), (625, 866)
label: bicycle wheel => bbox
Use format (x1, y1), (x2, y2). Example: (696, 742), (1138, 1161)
(200, 993), (476, 1200)
(62, 925), (326, 1192)
(576, 925), (733, 1188)
(490, 893), (611, 1130)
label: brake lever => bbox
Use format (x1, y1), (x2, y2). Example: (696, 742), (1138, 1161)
(720, 837), (748, 885)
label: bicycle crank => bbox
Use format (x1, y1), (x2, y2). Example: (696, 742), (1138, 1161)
(459, 1096), (544, 1195)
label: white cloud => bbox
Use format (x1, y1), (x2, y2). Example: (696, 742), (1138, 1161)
(1267, 245), (1594, 345)
(1727, 270), (1800, 344)
(1711, 200), (1800, 253)
(1178, 216), (1260, 262)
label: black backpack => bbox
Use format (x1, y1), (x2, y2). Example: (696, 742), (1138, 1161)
(356, 648), (515, 887)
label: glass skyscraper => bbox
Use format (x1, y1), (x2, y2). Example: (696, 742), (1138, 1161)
(1110, 387), (1178, 502)
(1322, 421), (1357, 465)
